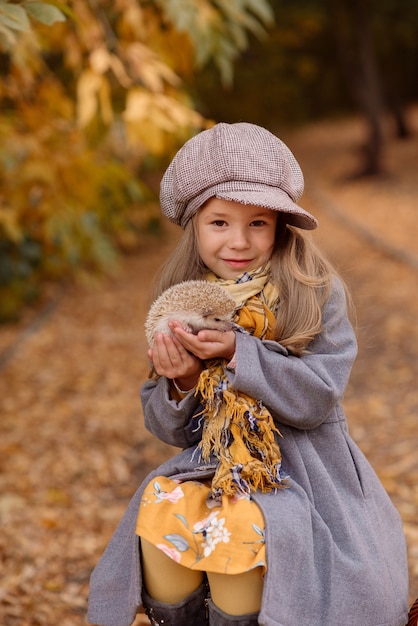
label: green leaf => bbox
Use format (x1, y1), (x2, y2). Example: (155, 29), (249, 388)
(23, 1), (66, 25)
(164, 534), (190, 552)
(0, 2), (31, 32)
(174, 513), (189, 529)
(252, 524), (265, 537)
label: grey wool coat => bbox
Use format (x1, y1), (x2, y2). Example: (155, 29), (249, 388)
(87, 279), (409, 626)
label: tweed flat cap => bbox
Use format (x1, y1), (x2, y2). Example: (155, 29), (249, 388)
(160, 122), (318, 230)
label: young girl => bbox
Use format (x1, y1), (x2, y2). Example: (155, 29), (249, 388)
(88, 123), (409, 626)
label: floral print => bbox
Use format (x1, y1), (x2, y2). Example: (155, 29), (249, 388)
(152, 482), (184, 504)
(194, 511), (231, 558)
(137, 476), (266, 575)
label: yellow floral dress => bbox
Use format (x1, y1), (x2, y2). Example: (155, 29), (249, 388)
(136, 476), (266, 575)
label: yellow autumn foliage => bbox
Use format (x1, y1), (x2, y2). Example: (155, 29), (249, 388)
(0, 0), (274, 320)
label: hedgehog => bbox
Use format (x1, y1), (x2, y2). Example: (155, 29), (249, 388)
(145, 280), (237, 348)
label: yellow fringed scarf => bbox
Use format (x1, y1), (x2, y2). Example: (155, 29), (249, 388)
(195, 267), (286, 498)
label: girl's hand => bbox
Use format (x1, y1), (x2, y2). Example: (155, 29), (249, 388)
(148, 332), (203, 390)
(171, 321), (236, 362)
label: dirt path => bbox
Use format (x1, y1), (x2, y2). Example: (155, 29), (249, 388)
(0, 113), (417, 625)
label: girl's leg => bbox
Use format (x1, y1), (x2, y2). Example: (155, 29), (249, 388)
(140, 538), (208, 625)
(207, 568), (264, 616)
(140, 537), (204, 603)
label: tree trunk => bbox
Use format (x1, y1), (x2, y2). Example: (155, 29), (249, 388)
(388, 97), (410, 139)
(328, 0), (386, 175)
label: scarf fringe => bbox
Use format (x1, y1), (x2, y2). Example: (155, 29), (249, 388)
(196, 365), (286, 497)
(194, 269), (284, 498)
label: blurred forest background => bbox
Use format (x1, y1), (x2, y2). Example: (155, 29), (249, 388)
(1, 0), (417, 320)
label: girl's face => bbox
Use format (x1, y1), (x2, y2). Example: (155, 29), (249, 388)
(195, 198), (278, 280)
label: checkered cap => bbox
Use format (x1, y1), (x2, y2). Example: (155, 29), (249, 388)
(160, 122), (318, 230)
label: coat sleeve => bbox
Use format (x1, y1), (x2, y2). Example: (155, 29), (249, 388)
(140, 377), (203, 448)
(229, 278), (358, 430)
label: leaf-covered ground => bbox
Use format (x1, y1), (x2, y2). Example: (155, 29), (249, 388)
(1, 112), (417, 625)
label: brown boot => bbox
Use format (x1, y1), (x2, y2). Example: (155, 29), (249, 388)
(142, 582), (208, 625)
(207, 598), (259, 625)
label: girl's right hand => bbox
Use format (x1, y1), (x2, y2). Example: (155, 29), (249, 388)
(148, 332), (203, 390)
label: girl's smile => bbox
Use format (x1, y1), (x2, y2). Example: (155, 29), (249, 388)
(195, 198), (278, 279)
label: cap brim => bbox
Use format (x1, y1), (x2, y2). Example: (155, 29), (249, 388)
(216, 189), (317, 230)
(182, 183), (318, 230)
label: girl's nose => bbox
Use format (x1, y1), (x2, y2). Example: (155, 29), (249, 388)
(229, 228), (250, 249)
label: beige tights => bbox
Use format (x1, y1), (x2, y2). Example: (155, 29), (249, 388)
(140, 538), (263, 616)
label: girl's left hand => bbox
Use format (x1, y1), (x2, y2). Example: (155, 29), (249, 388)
(170, 321), (236, 362)
(148, 332), (202, 384)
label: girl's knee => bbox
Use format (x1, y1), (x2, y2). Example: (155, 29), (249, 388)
(207, 568), (264, 615)
(139, 538), (204, 603)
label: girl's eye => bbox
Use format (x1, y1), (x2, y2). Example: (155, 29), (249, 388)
(251, 220), (266, 227)
(212, 220), (227, 227)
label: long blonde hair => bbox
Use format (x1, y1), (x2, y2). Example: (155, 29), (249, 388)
(152, 214), (349, 355)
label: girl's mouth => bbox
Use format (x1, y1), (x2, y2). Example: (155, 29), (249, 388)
(223, 259), (253, 268)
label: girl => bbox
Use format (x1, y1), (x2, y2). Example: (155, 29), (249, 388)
(88, 123), (409, 626)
